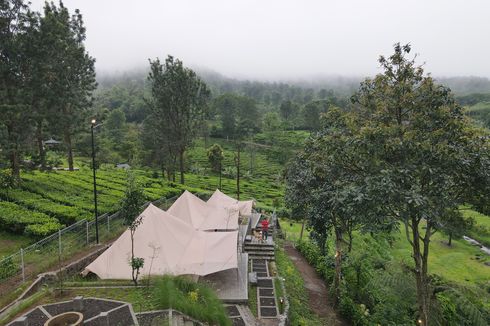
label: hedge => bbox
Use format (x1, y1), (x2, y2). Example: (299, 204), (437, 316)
(0, 202), (62, 237)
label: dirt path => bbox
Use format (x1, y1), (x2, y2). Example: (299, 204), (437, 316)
(284, 243), (348, 326)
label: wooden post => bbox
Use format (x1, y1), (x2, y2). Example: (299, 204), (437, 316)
(20, 248), (25, 283)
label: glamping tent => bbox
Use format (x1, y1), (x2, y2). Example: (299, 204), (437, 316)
(83, 204), (238, 279)
(167, 190), (239, 231)
(207, 189), (254, 216)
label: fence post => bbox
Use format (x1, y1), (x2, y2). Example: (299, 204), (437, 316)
(86, 220), (89, 245)
(107, 214), (110, 234)
(58, 230), (62, 258)
(20, 248), (25, 283)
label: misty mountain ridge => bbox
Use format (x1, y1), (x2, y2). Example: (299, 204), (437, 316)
(96, 65), (490, 96)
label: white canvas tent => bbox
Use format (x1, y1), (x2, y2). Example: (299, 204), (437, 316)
(207, 189), (254, 216)
(83, 204), (238, 279)
(167, 190), (239, 231)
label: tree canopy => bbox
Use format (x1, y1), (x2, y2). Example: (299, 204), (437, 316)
(286, 43), (490, 325)
(146, 55), (210, 184)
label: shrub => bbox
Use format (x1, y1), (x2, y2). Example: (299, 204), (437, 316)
(0, 256), (18, 281)
(0, 202), (62, 237)
(152, 276), (231, 326)
(338, 293), (369, 326)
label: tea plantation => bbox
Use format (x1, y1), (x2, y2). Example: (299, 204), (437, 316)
(0, 132), (302, 256)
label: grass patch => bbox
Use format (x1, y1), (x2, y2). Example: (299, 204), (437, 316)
(279, 219), (307, 242)
(248, 284), (258, 317)
(463, 208), (490, 247)
(0, 288), (50, 325)
(53, 287), (155, 312)
(0, 282), (31, 311)
(274, 239), (324, 325)
(391, 224), (489, 287)
(151, 276), (231, 326)
(273, 278), (285, 314)
(0, 231), (31, 258)
(4, 275), (231, 326)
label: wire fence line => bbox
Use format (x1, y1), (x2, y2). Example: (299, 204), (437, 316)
(0, 195), (176, 297)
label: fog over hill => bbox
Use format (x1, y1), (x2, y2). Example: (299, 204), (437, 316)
(27, 0), (490, 80)
(96, 66), (490, 96)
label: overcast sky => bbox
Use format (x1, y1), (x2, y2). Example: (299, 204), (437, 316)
(29, 0), (490, 80)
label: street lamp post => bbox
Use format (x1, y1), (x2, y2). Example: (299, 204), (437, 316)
(90, 119), (99, 244)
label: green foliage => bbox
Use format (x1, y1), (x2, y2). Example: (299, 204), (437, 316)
(293, 43), (490, 325)
(40, 2), (97, 171)
(464, 208), (490, 247)
(293, 224), (490, 325)
(104, 108), (127, 142)
(301, 100), (329, 130)
(338, 295), (369, 326)
(279, 100), (299, 121)
(222, 166), (236, 178)
(0, 169), (18, 190)
(152, 276), (231, 326)
(206, 143), (224, 173)
(0, 201), (62, 237)
(440, 209), (475, 246)
(0, 256), (17, 281)
(146, 55), (211, 183)
(274, 242), (324, 325)
(130, 257), (144, 270)
(129, 256), (144, 286)
(263, 112), (282, 132)
(212, 93), (261, 139)
(435, 293), (459, 326)
(0, 187), (90, 223)
(119, 172), (147, 226)
(45, 151), (63, 167)
(457, 92), (490, 106)
(466, 101), (490, 129)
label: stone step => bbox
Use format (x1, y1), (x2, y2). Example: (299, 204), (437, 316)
(248, 254), (275, 261)
(245, 250), (274, 256)
(244, 243), (275, 249)
(245, 249), (275, 255)
(245, 245), (274, 250)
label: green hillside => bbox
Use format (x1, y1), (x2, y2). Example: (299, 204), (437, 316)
(0, 132), (306, 257)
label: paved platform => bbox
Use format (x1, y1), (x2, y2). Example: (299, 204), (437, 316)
(200, 253), (248, 304)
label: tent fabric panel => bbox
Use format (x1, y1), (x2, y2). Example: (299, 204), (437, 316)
(83, 203), (239, 279)
(169, 190), (239, 230)
(207, 189), (254, 216)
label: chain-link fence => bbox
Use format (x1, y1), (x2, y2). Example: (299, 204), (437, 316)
(0, 196), (175, 299)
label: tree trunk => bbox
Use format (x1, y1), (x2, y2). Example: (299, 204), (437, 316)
(333, 225), (343, 307)
(172, 155), (177, 183)
(355, 263), (361, 301)
(411, 217), (431, 326)
(131, 231), (137, 286)
(162, 164), (165, 180)
(299, 216), (306, 241)
(179, 149), (185, 184)
(236, 144), (240, 200)
(9, 146), (20, 179)
(7, 124), (20, 179)
(347, 227), (353, 253)
(36, 120), (46, 170)
(64, 128), (74, 171)
(448, 234), (452, 246)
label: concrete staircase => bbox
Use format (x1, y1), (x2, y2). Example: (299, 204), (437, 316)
(244, 242), (275, 261)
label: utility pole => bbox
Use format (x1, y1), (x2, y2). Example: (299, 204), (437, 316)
(91, 119), (99, 244)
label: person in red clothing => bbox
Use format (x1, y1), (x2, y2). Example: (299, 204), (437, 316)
(261, 218), (270, 240)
